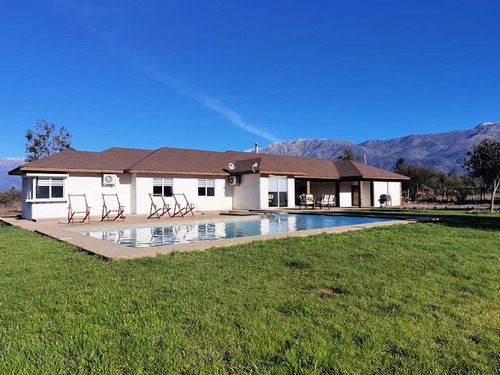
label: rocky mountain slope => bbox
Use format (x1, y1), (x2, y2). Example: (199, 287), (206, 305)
(258, 122), (500, 173)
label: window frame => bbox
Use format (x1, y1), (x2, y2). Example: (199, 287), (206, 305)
(25, 174), (68, 202)
(198, 179), (215, 197)
(153, 178), (173, 197)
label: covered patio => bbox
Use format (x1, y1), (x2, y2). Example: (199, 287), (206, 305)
(295, 178), (377, 208)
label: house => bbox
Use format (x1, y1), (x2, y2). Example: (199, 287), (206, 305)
(8, 146), (409, 221)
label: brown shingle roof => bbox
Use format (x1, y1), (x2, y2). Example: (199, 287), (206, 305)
(9, 146), (409, 180)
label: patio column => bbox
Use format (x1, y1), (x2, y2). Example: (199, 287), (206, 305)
(335, 181), (340, 207)
(358, 180), (363, 208)
(306, 180), (311, 195)
(370, 181), (374, 207)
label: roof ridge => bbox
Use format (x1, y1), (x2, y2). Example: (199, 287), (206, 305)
(126, 147), (165, 171)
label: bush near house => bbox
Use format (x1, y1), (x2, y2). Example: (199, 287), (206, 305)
(0, 187), (21, 215)
(0, 211), (499, 373)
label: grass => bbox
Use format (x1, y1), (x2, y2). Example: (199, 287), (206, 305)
(0, 212), (499, 373)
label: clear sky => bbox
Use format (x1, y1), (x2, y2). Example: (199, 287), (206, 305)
(1, 0), (500, 158)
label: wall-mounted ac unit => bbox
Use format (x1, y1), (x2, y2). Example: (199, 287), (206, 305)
(102, 174), (118, 186)
(228, 176), (239, 186)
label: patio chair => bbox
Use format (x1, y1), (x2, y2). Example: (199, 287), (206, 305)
(306, 194), (316, 209)
(328, 194), (336, 208)
(68, 194), (91, 224)
(319, 194), (330, 209)
(101, 193), (125, 221)
(172, 193), (195, 218)
(298, 194), (308, 209)
(148, 193), (171, 219)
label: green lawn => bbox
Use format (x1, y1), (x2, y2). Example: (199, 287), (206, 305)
(0, 213), (499, 374)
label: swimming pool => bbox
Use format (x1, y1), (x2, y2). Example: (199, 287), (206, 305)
(78, 214), (393, 248)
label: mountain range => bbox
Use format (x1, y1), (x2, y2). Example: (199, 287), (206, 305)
(0, 158), (23, 192)
(1, 122), (499, 192)
(256, 122), (500, 174)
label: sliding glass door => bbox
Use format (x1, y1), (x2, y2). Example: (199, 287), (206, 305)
(268, 177), (288, 207)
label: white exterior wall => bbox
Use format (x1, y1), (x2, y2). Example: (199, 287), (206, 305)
(134, 175), (233, 215)
(339, 182), (353, 207)
(361, 181), (371, 207)
(24, 173), (131, 220)
(260, 176), (269, 209)
(373, 181), (402, 206)
(233, 174), (261, 210)
(286, 178), (295, 208)
(388, 181), (402, 206)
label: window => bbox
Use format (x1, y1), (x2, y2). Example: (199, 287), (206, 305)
(35, 177), (64, 199)
(198, 179), (215, 196)
(153, 178), (173, 197)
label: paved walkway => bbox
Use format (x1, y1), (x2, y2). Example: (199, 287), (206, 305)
(0, 210), (417, 261)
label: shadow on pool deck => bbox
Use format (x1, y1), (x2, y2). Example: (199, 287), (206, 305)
(0, 211), (419, 261)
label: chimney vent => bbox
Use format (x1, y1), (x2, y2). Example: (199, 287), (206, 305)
(254, 143), (259, 154)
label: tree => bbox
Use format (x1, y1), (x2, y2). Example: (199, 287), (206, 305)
(337, 147), (359, 161)
(464, 138), (500, 212)
(394, 158), (407, 175)
(25, 119), (74, 162)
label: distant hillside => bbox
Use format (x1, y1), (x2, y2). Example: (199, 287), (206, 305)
(0, 158), (23, 192)
(257, 122), (500, 173)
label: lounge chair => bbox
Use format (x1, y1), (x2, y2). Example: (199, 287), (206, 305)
(148, 193), (171, 219)
(68, 194), (91, 224)
(172, 193), (195, 218)
(328, 194), (336, 208)
(101, 193), (125, 221)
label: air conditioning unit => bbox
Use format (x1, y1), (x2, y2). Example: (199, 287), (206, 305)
(228, 176), (239, 186)
(102, 174), (118, 186)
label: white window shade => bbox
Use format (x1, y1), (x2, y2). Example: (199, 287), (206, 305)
(278, 179), (287, 192)
(51, 179), (64, 187)
(268, 178), (278, 192)
(37, 178), (50, 186)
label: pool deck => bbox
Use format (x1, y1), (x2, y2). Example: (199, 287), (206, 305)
(1, 210), (420, 260)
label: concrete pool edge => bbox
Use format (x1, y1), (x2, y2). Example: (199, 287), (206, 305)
(0, 212), (423, 260)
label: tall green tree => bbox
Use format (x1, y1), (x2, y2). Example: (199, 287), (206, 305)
(336, 147), (359, 161)
(25, 119), (74, 162)
(463, 138), (500, 212)
(394, 158), (407, 175)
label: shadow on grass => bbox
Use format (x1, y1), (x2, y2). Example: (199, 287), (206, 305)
(435, 215), (500, 231)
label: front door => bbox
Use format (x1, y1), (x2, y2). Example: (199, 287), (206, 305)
(352, 185), (360, 207)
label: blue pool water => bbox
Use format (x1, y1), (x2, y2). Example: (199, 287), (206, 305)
(78, 214), (393, 248)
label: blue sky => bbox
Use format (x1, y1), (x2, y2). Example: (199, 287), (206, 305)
(1, 0), (500, 158)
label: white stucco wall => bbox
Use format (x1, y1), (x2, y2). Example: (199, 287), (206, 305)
(388, 181), (402, 206)
(339, 182), (353, 207)
(361, 181), (371, 207)
(286, 178), (295, 208)
(23, 173), (132, 220)
(373, 181), (402, 206)
(134, 175), (233, 215)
